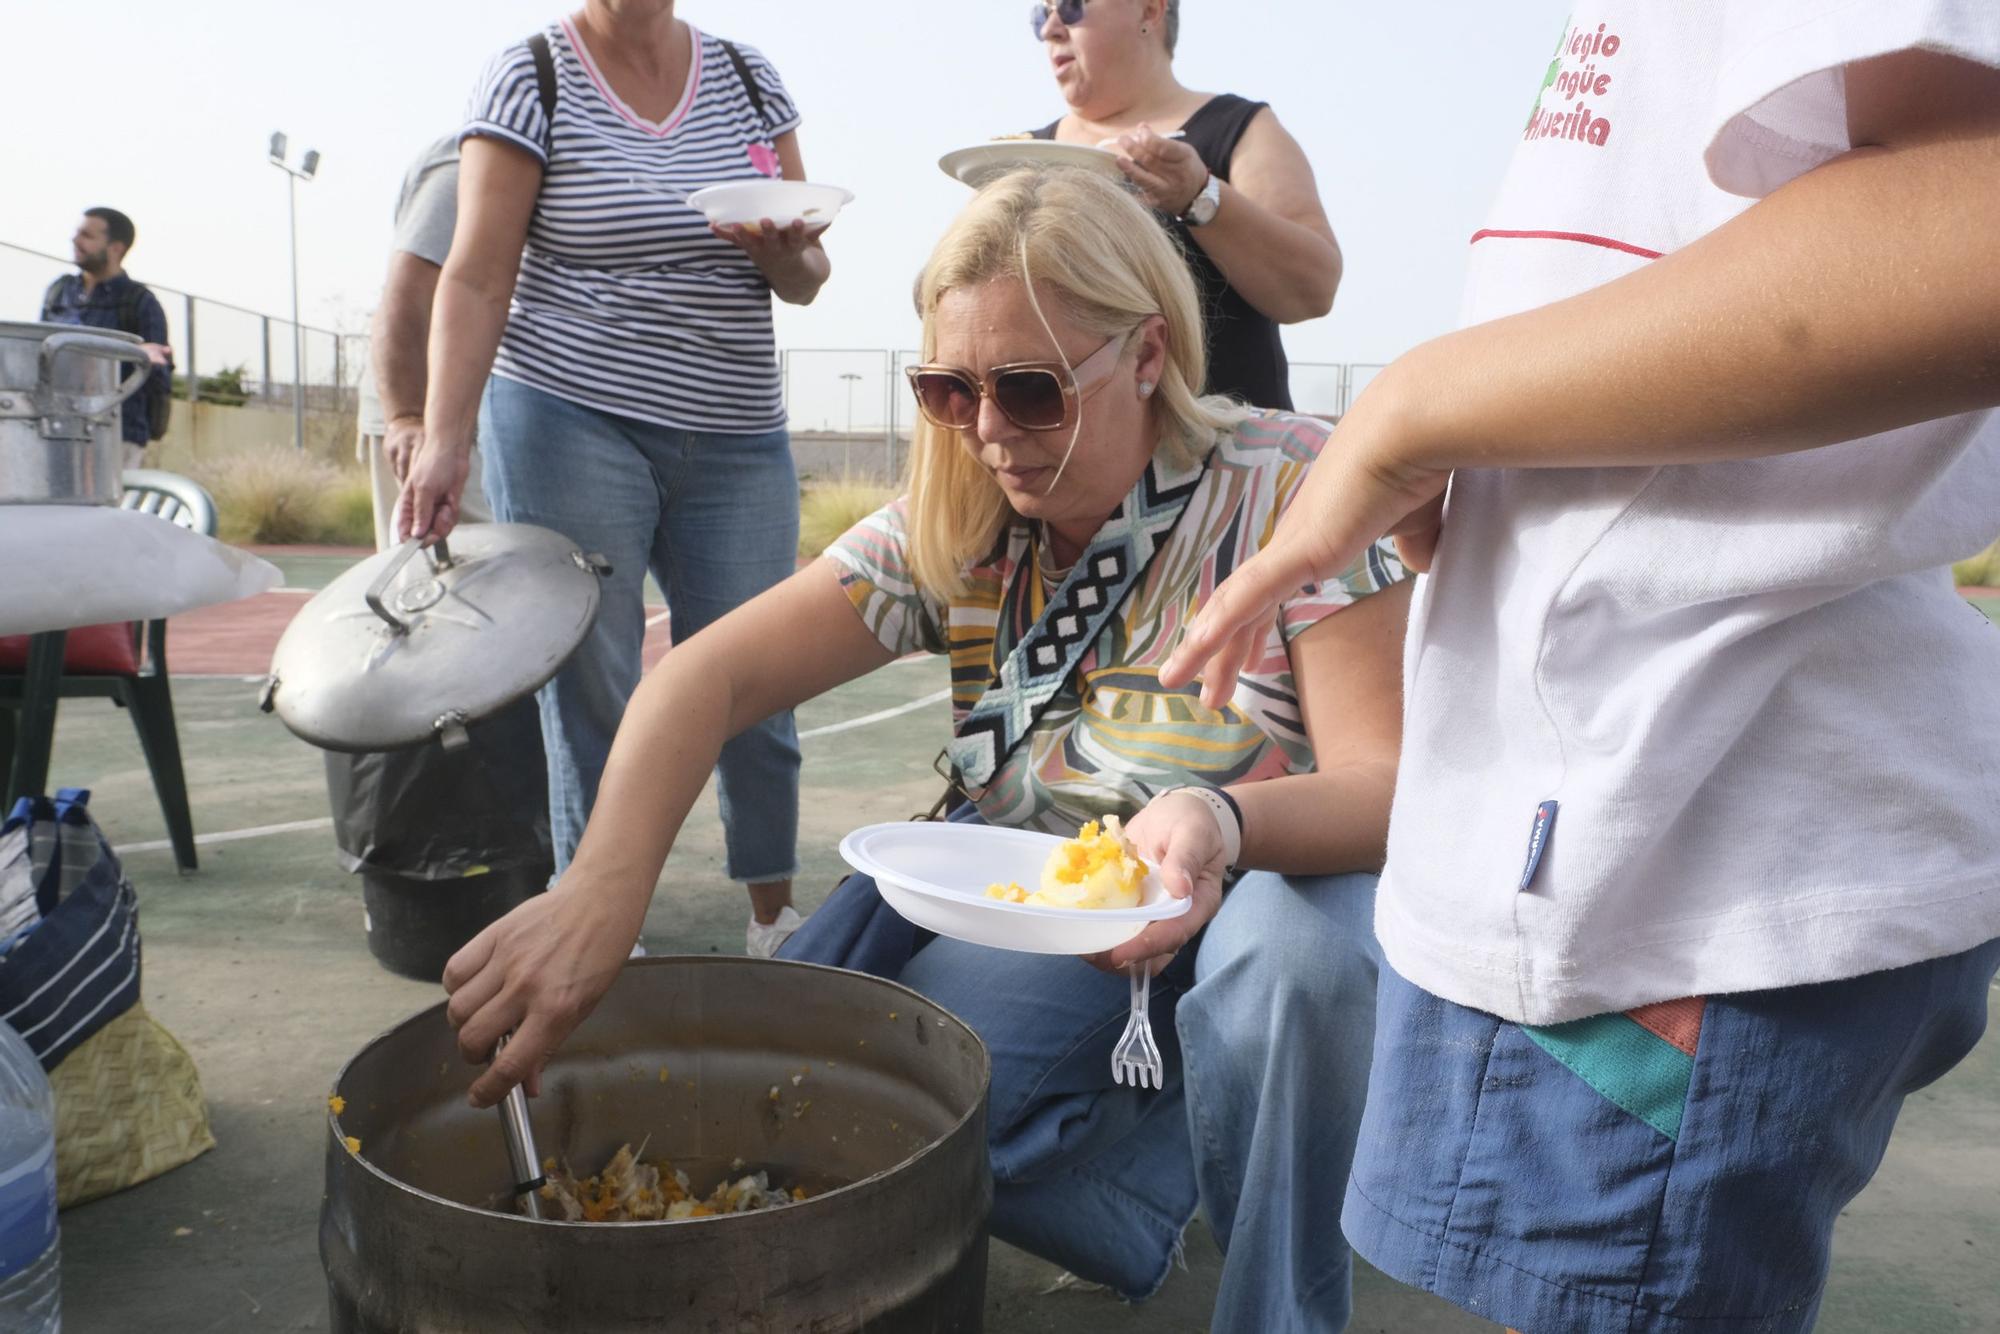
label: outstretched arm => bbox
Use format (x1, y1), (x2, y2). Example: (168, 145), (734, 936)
(444, 561), (896, 1106)
(1164, 50), (2000, 704)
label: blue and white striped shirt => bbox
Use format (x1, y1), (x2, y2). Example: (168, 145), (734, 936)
(464, 20), (801, 434)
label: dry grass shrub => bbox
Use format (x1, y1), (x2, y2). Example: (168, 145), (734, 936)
(174, 443), (359, 545)
(325, 474), (377, 546)
(799, 476), (898, 558)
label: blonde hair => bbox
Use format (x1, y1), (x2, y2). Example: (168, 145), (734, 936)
(904, 167), (1246, 596)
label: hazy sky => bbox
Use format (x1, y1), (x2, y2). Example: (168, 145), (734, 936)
(3, 1), (1567, 412)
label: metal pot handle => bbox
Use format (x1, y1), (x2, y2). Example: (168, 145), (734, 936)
(38, 331), (156, 418)
(365, 537), (454, 634)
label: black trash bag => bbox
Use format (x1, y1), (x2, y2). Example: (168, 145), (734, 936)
(325, 693), (551, 880)
(324, 694), (554, 981)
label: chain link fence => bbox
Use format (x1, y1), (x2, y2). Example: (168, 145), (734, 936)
(3, 239), (360, 462)
(8, 237), (1387, 485)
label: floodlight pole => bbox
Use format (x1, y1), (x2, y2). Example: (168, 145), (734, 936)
(286, 170), (303, 450)
(269, 133), (319, 451)
(841, 372), (861, 436)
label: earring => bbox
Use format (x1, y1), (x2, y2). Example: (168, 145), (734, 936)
(1141, 24), (1150, 32)
(1138, 381), (1155, 398)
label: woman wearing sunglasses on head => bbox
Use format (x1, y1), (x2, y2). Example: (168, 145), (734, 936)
(398, 0), (829, 959)
(1024, 0), (1340, 409)
(442, 168), (1408, 1333)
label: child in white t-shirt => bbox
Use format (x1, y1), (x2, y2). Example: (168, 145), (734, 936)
(1165, 5), (2000, 1330)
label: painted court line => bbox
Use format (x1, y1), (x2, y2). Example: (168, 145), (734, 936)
(120, 816), (336, 855)
(116, 688), (951, 855)
(797, 688), (951, 740)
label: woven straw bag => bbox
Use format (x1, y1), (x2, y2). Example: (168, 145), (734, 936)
(51, 1003), (214, 1207)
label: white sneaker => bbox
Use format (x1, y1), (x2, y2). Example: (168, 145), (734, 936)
(745, 905), (803, 959)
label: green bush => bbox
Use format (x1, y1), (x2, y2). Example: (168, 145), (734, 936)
(169, 363), (251, 406)
(799, 476), (897, 558)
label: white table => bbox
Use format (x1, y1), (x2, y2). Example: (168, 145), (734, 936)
(2, 503), (281, 804)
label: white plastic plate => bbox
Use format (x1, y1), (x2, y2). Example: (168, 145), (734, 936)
(684, 181), (853, 231)
(838, 821), (1189, 955)
(937, 141), (1123, 189)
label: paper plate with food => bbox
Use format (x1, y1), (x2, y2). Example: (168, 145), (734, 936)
(937, 138), (1124, 189)
(838, 815), (1189, 954)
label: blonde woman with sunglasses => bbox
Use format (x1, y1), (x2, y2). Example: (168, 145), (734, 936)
(444, 168), (1408, 1332)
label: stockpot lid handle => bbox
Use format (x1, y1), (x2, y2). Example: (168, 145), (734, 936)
(364, 537), (454, 635)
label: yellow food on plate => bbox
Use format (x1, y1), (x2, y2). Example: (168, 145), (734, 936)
(1031, 816), (1148, 910)
(986, 881), (1029, 902)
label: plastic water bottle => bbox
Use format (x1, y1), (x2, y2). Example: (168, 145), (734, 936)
(0, 1019), (58, 1332)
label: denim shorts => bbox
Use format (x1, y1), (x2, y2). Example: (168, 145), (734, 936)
(1344, 941), (2000, 1334)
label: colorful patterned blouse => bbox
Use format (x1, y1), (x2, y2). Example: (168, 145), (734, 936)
(827, 412), (1408, 834)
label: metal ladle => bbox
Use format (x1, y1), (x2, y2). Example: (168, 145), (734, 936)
(495, 1035), (546, 1220)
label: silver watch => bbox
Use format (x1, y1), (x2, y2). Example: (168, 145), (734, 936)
(1180, 172), (1221, 227)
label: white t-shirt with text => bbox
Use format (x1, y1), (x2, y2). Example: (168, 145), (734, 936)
(1380, 1), (2000, 1024)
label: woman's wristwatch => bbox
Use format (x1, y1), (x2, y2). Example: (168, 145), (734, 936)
(1180, 172), (1221, 227)
(1162, 785), (1243, 870)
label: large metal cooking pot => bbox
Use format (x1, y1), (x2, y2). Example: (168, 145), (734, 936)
(323, 957), (993, 1332)
(0, 320), (155, 505)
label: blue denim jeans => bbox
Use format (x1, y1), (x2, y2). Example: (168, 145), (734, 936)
(781, 839), (1381, 1333)
(479, 375), (801, 880)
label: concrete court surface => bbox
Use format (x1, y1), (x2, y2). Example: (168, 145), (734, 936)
(33, 553), (2000, 1332)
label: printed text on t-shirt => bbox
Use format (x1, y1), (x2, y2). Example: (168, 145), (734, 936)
(1524, 20), (1623, 147)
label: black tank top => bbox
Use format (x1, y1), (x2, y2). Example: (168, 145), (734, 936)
(1035, 94), (1291, 410)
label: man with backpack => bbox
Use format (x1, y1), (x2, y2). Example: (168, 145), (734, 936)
(41, 207), (174, 468)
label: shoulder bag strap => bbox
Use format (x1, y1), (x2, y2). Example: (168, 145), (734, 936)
(527, 31), (558, 155)
(719, 39), (772, 128)
(945, 453), (1210, 794)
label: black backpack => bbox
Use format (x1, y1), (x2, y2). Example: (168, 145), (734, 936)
(111, 281), (171, 442)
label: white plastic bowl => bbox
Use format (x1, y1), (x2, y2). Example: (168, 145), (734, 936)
(685, 180), (853, 231)
(838, 821), (1190, 955)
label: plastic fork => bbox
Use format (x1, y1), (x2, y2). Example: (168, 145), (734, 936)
(1111, 964), (1165, 1089)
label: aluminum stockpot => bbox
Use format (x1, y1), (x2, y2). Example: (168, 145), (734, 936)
(0, 320), (154, 504)
(322, 956), (993, 1333)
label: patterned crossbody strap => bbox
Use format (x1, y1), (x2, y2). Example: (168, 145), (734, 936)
(947, 452), (1208, 791)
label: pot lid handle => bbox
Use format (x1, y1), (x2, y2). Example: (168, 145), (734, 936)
(365, 538), (455, 634)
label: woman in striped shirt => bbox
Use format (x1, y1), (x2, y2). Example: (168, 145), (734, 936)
(402, 0), (829, 955)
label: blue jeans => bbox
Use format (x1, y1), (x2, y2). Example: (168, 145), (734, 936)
(479, 375), (801, 880)
(782, 843), (1381, 1333)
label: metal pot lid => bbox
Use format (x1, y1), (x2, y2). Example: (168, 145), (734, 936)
(263, 523), (608, 752)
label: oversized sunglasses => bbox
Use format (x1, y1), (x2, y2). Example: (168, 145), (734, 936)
(1029, 0), (1087, 39)
(904, 334), (1125, 433)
